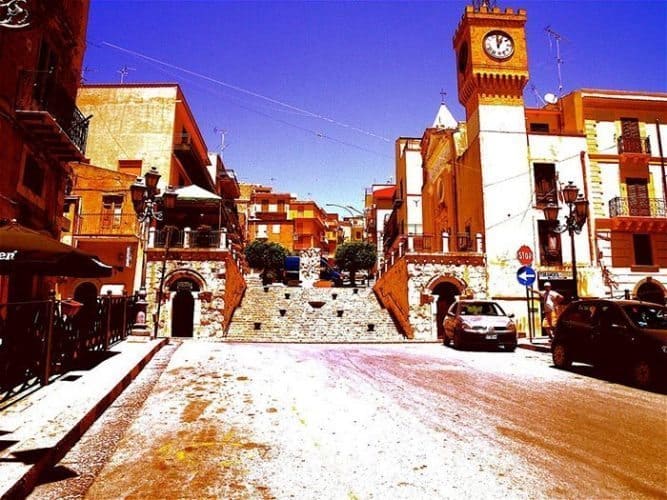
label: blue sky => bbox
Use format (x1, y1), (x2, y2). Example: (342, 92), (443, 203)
(83, 0), (667, 213)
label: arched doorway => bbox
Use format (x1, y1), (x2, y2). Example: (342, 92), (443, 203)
(636, 280), (665, 305)
(432, 281), (462, 340)
(169, 278), (200, 337)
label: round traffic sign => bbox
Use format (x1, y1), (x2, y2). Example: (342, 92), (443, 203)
(516, 266), (537, 287)
(516, 245), (534, 265)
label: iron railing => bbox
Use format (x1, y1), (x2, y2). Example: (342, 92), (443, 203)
(0, 293), (135, 402)
(153, 228), (229, 249)
(617, 136), (651, 155)
(14, 69), (89, 154)
(609, 197), (666, 217)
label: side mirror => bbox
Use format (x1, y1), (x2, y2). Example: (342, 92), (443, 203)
(508, 313), (515, 318)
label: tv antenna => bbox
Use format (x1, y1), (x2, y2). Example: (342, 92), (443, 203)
(545, 26), (565, 96)
(213, 127), (229, 155)
(117, 65), (135, 84)
(80, 66), (94, 84)
(530, 84), (546, 106)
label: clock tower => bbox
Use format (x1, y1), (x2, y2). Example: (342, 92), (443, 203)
(452, 2), (532, 296)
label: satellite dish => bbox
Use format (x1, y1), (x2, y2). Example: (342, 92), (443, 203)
(544, 93), (558, 104)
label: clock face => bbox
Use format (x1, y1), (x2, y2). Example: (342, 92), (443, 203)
(483, 31), (514, 60)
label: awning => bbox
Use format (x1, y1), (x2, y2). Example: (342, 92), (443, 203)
(0, 220), (113, 277)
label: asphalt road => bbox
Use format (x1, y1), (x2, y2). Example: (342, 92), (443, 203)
(33, 341), (666, 499)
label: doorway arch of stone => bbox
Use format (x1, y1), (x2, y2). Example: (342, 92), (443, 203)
(426, 275), (466, 340)
(633, 277), (666, 305)
(164, 269), (207, 337)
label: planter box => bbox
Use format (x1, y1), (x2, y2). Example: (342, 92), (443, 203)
(314, 280), (334, 288)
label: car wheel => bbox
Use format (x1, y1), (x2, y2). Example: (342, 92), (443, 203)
(631, 359), (653, 388)
(505, 345), (516, 353)
(453, 331), (464, 350)
(552, 342), (572, 369)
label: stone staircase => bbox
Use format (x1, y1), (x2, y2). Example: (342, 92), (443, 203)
(225, 276), (406, 343)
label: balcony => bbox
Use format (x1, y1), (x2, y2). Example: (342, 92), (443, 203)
(173, 132), (210, 187)
(607, 197), (667, 232)
(14, 70), (89, 162)
(218, 169), (240, 198)
(617, 135), (651, 172)
(609, 197), (666, 218)
(381, 233), (484, 274)
(254, 211), (288, 222)
(617, 136), (651, 155)
(69, 212), (140, 238)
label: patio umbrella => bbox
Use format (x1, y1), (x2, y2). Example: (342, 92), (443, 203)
(0, 220), (113, 277)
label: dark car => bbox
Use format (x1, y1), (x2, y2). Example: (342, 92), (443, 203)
(552, 299), (667, 388)
(443, 299), (517, 351)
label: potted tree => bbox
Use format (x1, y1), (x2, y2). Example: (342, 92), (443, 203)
(244, 240), (288, 286)
(334, 241), (377, 287)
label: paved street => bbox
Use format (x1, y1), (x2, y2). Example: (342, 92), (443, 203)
(33, 341), (666, 499)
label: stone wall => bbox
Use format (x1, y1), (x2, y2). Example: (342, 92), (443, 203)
(145, 253), (246, 338)
(299, 248), (321, 287)
(406, 259), (487, 340)
(374, 255), (487, 341)
(226, 283), (405, 342)
(373, 259), (412, 338)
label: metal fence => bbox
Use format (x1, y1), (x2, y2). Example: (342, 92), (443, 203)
(0, 293), (136, 402)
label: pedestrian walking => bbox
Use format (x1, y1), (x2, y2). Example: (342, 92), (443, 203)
(531, 282), (563, 340)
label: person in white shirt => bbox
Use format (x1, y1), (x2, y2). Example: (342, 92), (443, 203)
(532, 282), (563, 339)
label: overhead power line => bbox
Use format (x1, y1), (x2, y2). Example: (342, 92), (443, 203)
(99, 41), (391, 143)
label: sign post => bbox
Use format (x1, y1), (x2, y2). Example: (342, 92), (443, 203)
(517, 263), (537, 343)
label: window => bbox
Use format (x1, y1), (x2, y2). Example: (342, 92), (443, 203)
(620, 117), (641, 153)
(633, 234), (653, 266)
(34, 39), (57, 106)
(101, 195), (123, 229)
(530, 123), (550, 133)
(533, 163), (557, 206)
(272, 224), (280, 234)
(22, 155), (45, 196)
(261, 200), (269, 212)
(538, 220), (562, 265)
(626, 178), (650, 216)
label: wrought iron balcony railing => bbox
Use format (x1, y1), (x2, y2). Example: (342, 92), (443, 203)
(15, 69), (89, 154)
(617, 136), (651, 155)
(609, 197), (666, 218)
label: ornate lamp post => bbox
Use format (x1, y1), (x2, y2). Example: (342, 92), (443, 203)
(543, 181), (589, 300)
(129, 167), (177, 337)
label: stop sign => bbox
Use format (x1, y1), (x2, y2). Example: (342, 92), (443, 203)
(516, 245), (533, 265)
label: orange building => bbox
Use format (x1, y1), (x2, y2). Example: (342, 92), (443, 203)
(0, 1), (91, 302)
(60, 163), (140, 301)
(291, 200), (328, 253)
(68, 83), (245, 337)
(245, 186), (294, 250)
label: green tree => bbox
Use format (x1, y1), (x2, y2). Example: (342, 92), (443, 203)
(335, 241), (376, 286)
(244, 240), (288, 284)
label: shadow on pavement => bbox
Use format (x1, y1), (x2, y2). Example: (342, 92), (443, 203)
(551, 363), (667, 395)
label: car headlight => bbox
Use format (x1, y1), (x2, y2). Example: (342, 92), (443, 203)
(461, 321), (473, 330)
(507, 321), (517, 332)
(661, 345), (667, 354)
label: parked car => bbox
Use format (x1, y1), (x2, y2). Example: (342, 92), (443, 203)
(443, 299), (517, 351)
(552, 299), (667, 388)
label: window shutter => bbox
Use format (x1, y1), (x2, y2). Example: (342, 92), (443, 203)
(610, 232), (632, 267)
(655, 233), (667, 268)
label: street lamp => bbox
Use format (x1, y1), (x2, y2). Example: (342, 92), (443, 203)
(542, 181), (588, 300)
(130, 167), (177, 337)
(325, 204), (363, 217)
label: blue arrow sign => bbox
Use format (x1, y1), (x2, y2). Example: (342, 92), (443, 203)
(517, 266), (536, 287)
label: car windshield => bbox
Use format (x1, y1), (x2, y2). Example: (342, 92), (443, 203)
(622, 304), (667, 330)
(459, 302), (505, 316)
